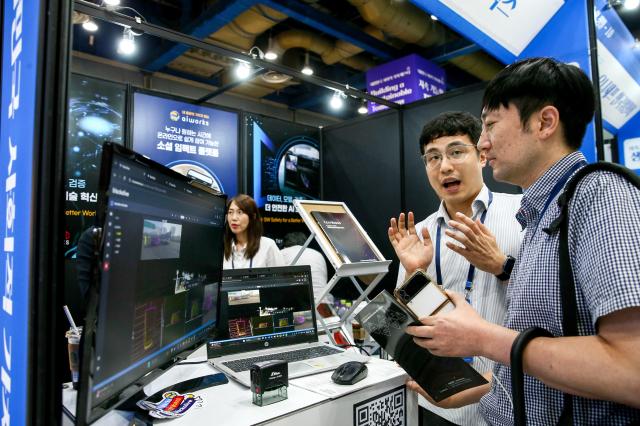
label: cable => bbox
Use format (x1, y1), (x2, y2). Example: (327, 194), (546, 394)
(337, 344), (372, 357)
(475, 356), (513, 413)
(178, 360), (208, 365)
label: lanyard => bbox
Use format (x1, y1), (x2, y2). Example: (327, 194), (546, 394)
(435, 191), (493, 304)
(231, 247), (253, 269)
(528, 160), (586, 242)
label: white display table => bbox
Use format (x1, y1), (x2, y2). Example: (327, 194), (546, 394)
(62, 346), (418, 426)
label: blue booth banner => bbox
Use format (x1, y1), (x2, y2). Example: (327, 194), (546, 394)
(132, 92), (239, 195)
(410, 0), (600, 163)
(593, 0), (640, 132)
(1, 0), (39, 423)
(622, 136), (640, 170)
(366, 53), (446, 113)
(411, 0), (565, 65)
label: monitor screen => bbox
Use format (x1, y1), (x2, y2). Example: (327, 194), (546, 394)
(78, 143), (226, 424)
(208, 266), (317, 357)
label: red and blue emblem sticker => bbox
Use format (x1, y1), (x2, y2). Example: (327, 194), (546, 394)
(137, 391), (203, 419)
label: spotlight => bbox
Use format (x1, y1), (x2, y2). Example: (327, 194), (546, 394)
(235, 61), (252, 79)
(625, 0), (640, 9)
(358, 101), (368, 115)
(635, 38), (640, 49)
(430, 14), (438, 21)
(117, 27), (136, 55)
(82, 19), (98, 32)
(103, 0), (121, 6)
(301, 52), (313, 75)
(329, 91), (345, 110)
(264, 36), (278, 61)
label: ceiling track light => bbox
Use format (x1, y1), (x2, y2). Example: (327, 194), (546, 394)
(117, 27), (136, 55)
(234, 46), (265, 80)
(264, 36), (278, 61)
(103, 0), (121, 6)
(358, 100), (368, 115)
(301, 52), (314, 76)
(82, 18), (99, 32)
(606, 0), (640, 9)
(235, 61), (252, 79)
(329, 90), (346, 110)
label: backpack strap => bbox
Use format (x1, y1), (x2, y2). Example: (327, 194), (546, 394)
(543, 161), (640, 425)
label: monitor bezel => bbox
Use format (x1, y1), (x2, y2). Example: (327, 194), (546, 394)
(75, 142), (227, 425)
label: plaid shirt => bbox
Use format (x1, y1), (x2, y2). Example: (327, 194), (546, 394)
(479, 152), (640, 425)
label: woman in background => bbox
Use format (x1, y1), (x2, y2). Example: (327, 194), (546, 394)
(223, 194), (284, 269)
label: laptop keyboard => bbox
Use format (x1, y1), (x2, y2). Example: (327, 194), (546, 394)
(221, 345), (343, 373)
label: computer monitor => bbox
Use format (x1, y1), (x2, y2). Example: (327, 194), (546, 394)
(210, 266), (317, 356)
(76, 143), (226, 425)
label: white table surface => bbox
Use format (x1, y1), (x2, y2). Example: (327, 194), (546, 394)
(63, 345), (414, 426)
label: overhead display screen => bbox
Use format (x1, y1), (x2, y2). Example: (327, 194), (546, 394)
(132, 91), (239, 196)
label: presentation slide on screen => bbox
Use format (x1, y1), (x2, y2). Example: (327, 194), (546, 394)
(132, 91), (239, 195)
(247, 114), (320, 246)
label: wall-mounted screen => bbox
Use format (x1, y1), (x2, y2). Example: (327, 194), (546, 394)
(64, 74), (126, 258)
(246, 114), (320, 246)
(131, 91), (238, 195)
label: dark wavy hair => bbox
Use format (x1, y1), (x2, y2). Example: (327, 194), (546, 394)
(223, 194), (263, 261)
(419, 111), (482, 155)
(482, 57), (595, 150)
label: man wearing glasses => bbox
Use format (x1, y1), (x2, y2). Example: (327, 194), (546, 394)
(389, 111), (523, 426)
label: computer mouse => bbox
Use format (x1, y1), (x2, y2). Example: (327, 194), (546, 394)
(331, 361), (368, 385)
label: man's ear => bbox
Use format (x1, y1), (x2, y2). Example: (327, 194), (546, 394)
(537, 105), (560, 140)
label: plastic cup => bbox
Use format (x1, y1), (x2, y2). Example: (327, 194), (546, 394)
(65, 327), (82, 389)
(351, 320), (366, 344)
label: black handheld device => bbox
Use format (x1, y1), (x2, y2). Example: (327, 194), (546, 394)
(394, 270), (454, 319)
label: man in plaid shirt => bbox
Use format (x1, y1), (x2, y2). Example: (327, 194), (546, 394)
(402, 57), (640, 424)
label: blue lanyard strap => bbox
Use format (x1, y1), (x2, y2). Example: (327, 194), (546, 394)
(231, 252), (253, 269)
(435, 191), (493, 303)
(529, 160), (587, 242)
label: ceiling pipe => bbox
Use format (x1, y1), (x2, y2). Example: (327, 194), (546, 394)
(169, 5), (286, 76)
(72, 0), (401, 108)
(349, 0), (450, 47)
(272, 29), (376, 72)
(207, 5), (287, 51)
(348, 0), (503, 80)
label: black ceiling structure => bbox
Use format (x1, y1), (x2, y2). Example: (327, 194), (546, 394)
(72, 0), (640, 120)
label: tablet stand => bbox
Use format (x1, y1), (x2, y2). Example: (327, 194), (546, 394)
(289, 201), (391, 346)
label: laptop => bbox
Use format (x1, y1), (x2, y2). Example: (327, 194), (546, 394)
(207, 266), (368, 386)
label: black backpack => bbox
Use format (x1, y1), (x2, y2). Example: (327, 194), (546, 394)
(510, 162), (640, 426)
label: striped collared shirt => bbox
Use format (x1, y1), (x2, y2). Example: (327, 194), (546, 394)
(480, 152), (640, 425)
(397, 185), (524, 425)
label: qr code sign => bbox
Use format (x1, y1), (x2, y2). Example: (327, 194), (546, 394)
(353, 386), (405, 426)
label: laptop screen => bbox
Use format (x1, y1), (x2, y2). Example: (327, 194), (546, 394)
(208, 266), (318, 357)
